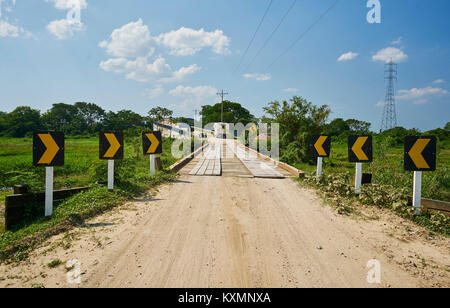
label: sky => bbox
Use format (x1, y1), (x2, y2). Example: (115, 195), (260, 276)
(0, 0), (449, 132)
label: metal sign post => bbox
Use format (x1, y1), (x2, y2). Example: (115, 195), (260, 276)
(150, 155), (156, 176)
(143, 132), (162, 176)
(33, 131), (64, 217)
(100, 131), (124, 192)
(45, 167), (54, 217)
(355, 163), (363, 194)
(311, 135), (330, 178)
(316, 157), (323, 177)
(404, 136), (436, 215)
(108, 160), (114, 191)
(412, 171), (422, 215)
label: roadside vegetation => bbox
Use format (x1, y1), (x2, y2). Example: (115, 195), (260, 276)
(0, 134), (177, 261)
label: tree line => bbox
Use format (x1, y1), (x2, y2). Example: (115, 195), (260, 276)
(0, 103), (178, 138)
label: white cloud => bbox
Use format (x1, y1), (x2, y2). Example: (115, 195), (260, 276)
(0, 19), (19, 37)
(146, 85), (164, 100)
(99, 55), (201, 83)
(376, 101), (384, 107)
(46, 0), (87, 39)
(169, 85), (217, 98)
(46, 18), (83, 40)
(46, 0), (87, 10)
(0, 0), (29, 38)
(155, 27), (230, 56)
(338, 51), (358, 62)
(243, 73), (271, 81)
(397, 86), (448, 100)
(372, 47), (408, 63)
(169, 85), (217, 108)
(284, 88), (298, 92)
(99, 19), (154, 58)
(433, 79), (445, 84)
(391, 36), (403, 45)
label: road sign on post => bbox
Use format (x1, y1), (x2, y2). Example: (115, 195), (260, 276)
(311, 135), (331, 177)
(404, 136), (437, 215)
(143, 132), (162, 176)
(99, 132), (124, 191)
(348, 135), (373, 194)
(33, 131), (65, 217)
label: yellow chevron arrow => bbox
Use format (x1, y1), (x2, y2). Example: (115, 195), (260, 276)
(352, 137), (369, 161)
(104, 133), (121, 158)
(38, 134), (60, 164)
(146, 133), (160, 154)
(314, 136), (328, 156)
(408, 139), (430, 169)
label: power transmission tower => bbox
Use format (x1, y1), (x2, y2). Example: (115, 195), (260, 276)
(381, 61), (398, 132)
(217, 90), (229, 123)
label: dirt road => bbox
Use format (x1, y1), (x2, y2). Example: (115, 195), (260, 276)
(1, 172), (449, 288)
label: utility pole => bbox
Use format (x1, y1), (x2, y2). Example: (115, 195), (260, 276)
(381, 60), (398, 132)
(217, 90), (229, 123)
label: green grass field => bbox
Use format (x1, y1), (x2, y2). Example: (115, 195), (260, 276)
(0, 136), (178, 236)
(291, 139), (449, 202)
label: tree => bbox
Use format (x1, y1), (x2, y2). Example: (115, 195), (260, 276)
(103, 110), (145, 131)
(148, 107), (173, 123)
(201, 101), (256, 125)
(0, 111), (7, 135)
(3, 106), (41, 137)
(325, 118), (350, 136)
(74, 102), (106, 134)
(345, 119), (371, 133)
(262, 96), (331, 164)
(445, 122), (450, 131)
(41, 103), (78, 134)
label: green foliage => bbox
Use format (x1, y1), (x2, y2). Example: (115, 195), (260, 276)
(201, 101), (256, 125)
(148, 107), (173, 123)
(262, 96), (331, 164)
(301, 172), (450, 236)
(1, 107), (42, 138)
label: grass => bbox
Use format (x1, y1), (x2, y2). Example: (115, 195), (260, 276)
(0, 136), (179, 262)
(291, 139), (449, 202)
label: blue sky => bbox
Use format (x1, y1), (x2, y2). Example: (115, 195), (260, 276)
(0, 0), (449, 131)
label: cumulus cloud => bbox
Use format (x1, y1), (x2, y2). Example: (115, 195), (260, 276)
(0, 19), (19, 37)
(46, 0), (87, 39)
(155, 27), (230, 56)
(338, 51), (358, 62)
(372, 47), (408, 63)
(99, 19), (154, 58)
(433, 79), (445, 84)
(243, 73), (271, 81)
(99, 55), (201, 83)
(397, 86), (448, 100)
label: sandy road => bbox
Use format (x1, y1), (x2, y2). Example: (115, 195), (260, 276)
(1, 146), (449, 288)
(77, 175), (447, 288)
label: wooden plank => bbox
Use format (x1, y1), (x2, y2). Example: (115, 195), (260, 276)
(407, 196), (450, 214)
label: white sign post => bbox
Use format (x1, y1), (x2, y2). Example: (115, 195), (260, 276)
(45, 166), (54, 217)
(355, 163), (363, 194)
(316, 157), (323, 177)
(412, 171), (422, 215)
(150, 155), (156, 176)
(108, 160), (114, 191)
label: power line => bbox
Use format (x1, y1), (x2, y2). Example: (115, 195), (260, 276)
(245, 0), (298, 71)
(217, 90), (229, 123)
(263, 0), (340, 73)
(233, 0), (274, 75)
